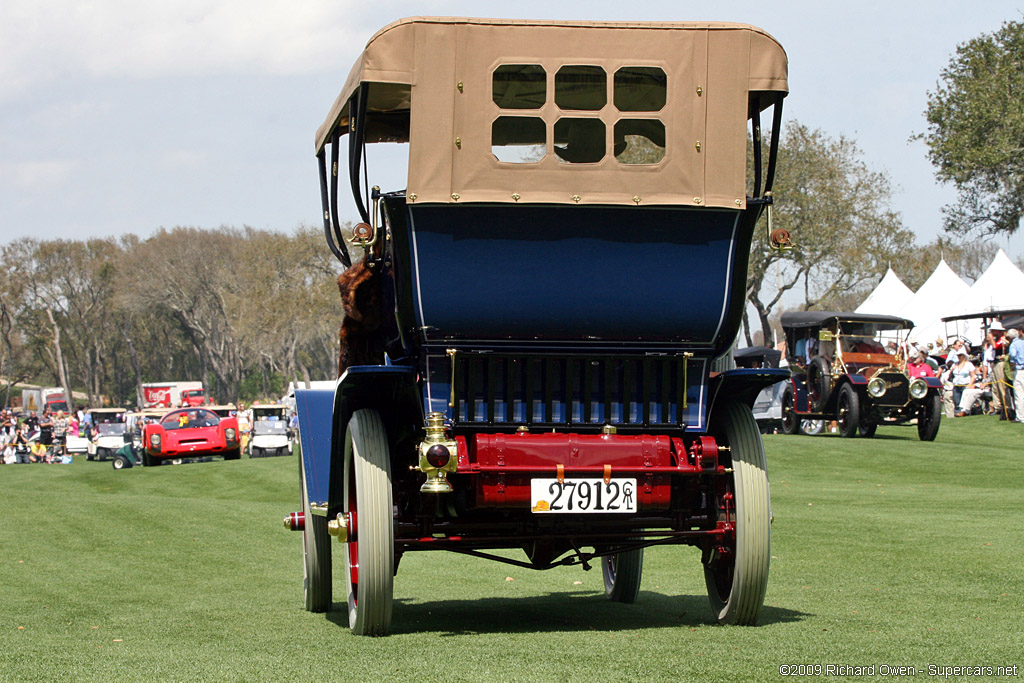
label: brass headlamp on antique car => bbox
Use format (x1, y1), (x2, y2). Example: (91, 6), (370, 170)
(778, 311), (943, 440)
(287, 16), (791, 636)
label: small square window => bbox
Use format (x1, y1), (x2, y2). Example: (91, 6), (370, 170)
(614, 120), (666, 165)
(555, 66), (607, 111)
(614, 67), (667, 112)
(554, 118), (605, 164)
(492, 116), (546, 163)
(492, 65), (546, 110)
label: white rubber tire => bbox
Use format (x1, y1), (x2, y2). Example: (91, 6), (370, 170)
(705, 401), (771, 625)
(301, 445), (331, 612)
(601, 545), (643, 603)
(344, 409), (394, 636)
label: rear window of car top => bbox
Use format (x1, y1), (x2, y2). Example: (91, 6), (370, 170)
(490, 63), (666, 165)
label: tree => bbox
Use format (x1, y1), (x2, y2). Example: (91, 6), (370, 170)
(745, 121), (915, 345)
(117, 227), (247, 400)
(895, 236), (999, 291)
(921, 18), (1024, 236)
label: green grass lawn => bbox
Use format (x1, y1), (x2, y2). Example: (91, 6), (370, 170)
(2, 415), (1022, 681)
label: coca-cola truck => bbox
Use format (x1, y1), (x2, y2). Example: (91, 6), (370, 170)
(21, 387), (68, 414)
(141, 382), (206, 409)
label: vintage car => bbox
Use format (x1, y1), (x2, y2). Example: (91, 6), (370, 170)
(141, 407), (240, 466)
(779, 311), (943, 440)
(287, 17), (791, 635)
(86, 408), (129, 461)
(736, 346), (786, 434)
(248, 404), (293, 458)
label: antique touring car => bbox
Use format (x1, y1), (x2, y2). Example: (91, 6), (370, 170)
(779, 312), (943, 440)
(288, 17), (791, 635)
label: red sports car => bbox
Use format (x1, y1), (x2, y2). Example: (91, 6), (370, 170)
(141, 408), (240, 466)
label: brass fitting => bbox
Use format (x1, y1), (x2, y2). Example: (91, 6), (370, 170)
(327, 512), (350, 543)
(418, 412), (458, 494)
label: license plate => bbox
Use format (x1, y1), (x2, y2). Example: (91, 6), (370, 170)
(530, 478), (637, 513)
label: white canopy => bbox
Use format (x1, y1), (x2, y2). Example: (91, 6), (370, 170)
(855, 267), (914, 315)
(943, 249), (1024, 344)
(898, 259), (970, 348)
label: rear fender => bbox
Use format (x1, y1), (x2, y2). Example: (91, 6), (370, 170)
(296, 366), (422, 509)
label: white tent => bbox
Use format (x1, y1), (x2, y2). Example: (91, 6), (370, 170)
(855, 267), (914, 315)
(942, 249), (1024, 344)
(898, 259), (971, 348)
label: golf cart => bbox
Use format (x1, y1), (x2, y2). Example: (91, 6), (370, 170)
(248, 404), (293, 458)
(290, 17), (791, 635)
(86, 408), (129, 461)
(779, 311), (943, 439)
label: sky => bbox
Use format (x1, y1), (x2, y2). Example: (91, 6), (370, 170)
(1, 0), (1021, 262)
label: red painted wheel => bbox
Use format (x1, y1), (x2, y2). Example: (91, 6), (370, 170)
(780, 385), (800, 435)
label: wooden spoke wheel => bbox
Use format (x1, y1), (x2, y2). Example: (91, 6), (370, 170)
(917, 393), (942, 441)
(780, 385), (800, 435)
(836, 384), (860, 438)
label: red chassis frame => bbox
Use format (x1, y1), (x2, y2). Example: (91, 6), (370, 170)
(378, 431), (732, 569)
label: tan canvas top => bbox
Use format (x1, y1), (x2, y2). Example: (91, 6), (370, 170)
(316, 17), (788, 209)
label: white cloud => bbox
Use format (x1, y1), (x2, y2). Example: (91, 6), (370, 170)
(0, 0), (375, 93)
(159, 149), (208, 170)
(0, 159), (82, 190)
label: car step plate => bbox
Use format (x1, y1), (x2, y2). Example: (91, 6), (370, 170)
(530, 478), (637, 513)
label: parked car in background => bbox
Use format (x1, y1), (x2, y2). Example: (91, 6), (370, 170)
(779, 312), (943, 440)
(736, 347), (787, 434)
(141, 407), (240, 466)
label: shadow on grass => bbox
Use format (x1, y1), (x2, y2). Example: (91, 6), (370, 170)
(327, 591), (808, 635)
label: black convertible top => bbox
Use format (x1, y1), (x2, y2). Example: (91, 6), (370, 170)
(941, 307), (1024, 323)
(780, 311), (915, 330)
(734, 345), (782, 368)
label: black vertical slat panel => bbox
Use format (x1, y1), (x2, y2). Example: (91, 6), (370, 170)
(603, 360), (613, 424)
(583, 359), (594, 423)
(486, 356), (497, 425)
(660, 359), (671, 424)
(642, 357), (652, 426)
(622, 358), (630, 421)
(466, 356), (477, 422)
(676, 356), (685, 425)
(565, 357), (576, 426)
(505, 356), (516, 423)
(544, 358), (556, 423)
(452, 355), (462, 421)
(523, 357), (534, 425)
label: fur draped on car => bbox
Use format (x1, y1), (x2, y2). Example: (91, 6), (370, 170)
(337, 260), (384, 375)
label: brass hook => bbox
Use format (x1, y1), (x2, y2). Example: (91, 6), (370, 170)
(765, 191), (794, 251)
